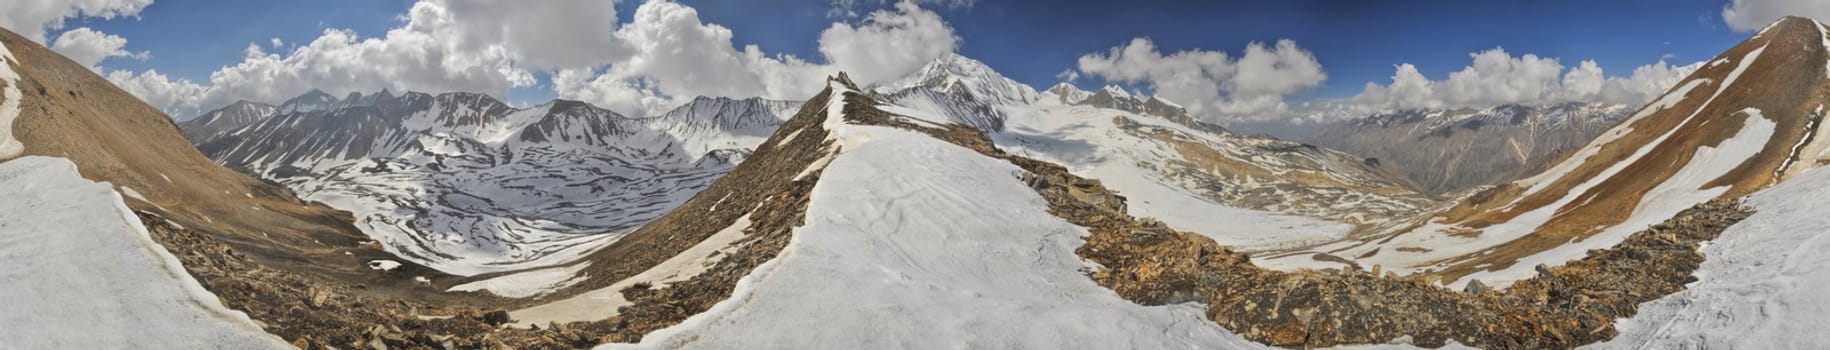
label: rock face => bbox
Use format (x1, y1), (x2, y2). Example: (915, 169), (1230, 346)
(1304, 102), (1630, 195)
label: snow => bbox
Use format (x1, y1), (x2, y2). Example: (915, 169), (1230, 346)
(992, 102), (1357, 252)
(1260, 45), (1773, 287)
(1509, 77), (1711, 206)
(0, 156), (289, 348)
(1455, 109), (1775, 287)
(448, 262), (592, 299)
(0, 37), (24, 160)
(605, 124), (1268, 349)
(511, 212), (757, 326)
(1587, 167), (1830, 349)
(1101, 85), (1134, 99)
(876, 53), (1041, 106)
(1818, 19), (1830, 79)
(367, 259), (402, 271)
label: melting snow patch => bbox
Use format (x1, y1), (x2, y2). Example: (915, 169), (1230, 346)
(512, 211), (758, 326)
(367, 260), (402, 271)
(0, 37), (24, 159)
(449, 262), (593, 299)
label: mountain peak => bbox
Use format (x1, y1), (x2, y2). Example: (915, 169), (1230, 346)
(878, 53), (1040, 106)
(278, 89), (340, 115)
(1045, 83), (1091, 104)
(1098, 85), (1133, 99)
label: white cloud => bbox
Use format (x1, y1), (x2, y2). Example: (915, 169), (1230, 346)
(827, 0), (973, 18)
(269, 37), (282, 49)
(105, 69), (207, 114)
(556, 0), (956, 116)
(1337, 48), (1702, 121)
(551, 0), (828, 115)
(0, 0), (150, 43)
(817, 0), (958, 86)
(1722, 0), (1830, 32)
(432, 0), (630, 70)
(1072, 37), (1327, 122)
(109, 0), (594, 118)
(111, 0), (960, 119)
(49, 27), (146, 70)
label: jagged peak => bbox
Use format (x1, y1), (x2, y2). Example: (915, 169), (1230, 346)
(1097, 85), (1134, 99)
(878, 53), (1040, 105)
(277, 89), (340, 115)
(1146, 96), (1183, 109)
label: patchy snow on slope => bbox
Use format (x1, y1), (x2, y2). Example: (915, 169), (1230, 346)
(448, 261), (592, 299)
(511, 212), (758, 326)
(0, 38), (25, 160)
(1456, 110), (1776, 288)
(1509, 77), (1711, 206)
(993, 101), (1357, 251)
(607, 125), (1267, 349)
(1587, 167), (1830, 349)
(0, 156), (289, 349)
(1285, 44), (1774, 288)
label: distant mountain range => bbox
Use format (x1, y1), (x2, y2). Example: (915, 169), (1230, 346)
(183, 88), (800, 275)
(1302, 102), (1630, 195)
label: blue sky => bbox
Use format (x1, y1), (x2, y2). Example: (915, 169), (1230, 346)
(27, 0), (1781, 121)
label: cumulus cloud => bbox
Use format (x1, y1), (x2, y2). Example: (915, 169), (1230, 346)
(1722, 0), (1830, 32)
(108, 17), (540, 118)
(49, 27), (147, 70)
(828, 0), (973, 18)
(106, 69), (207, 113)
(1071, 38), (1327, 122)
(110, 0), (958, 119)
(431, 0), (630, 70)
(817, 0), (958, 85)
(557, 0), (953, 116)
(0, 0), (150, 43)
(551, 0), (828, 115)
(1337, 48), (1702, 120)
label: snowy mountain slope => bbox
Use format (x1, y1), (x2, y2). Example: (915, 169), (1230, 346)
(0, 24), (439, 295)
(1588, 167), (1830, 349)
(186, 90), (801, 275)
(1305, 102), (1632, 194)
(989, 86), (1435, 252)
(607, 78), (1270, 350)
(861, 55), (1436, 253)
(278, 89), (337, 115)
(179, 100), (277, 144)
(1261, 16), (1830, 289)
(0, 156), (290, 349)
(872, 53), (1040, 131)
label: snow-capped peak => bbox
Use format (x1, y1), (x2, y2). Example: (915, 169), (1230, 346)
(879, 52), (1040, 106)
(278, 89), (338, 115)
(1045, 82), (1091, 104)
(1099, 85), (1133, 100)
